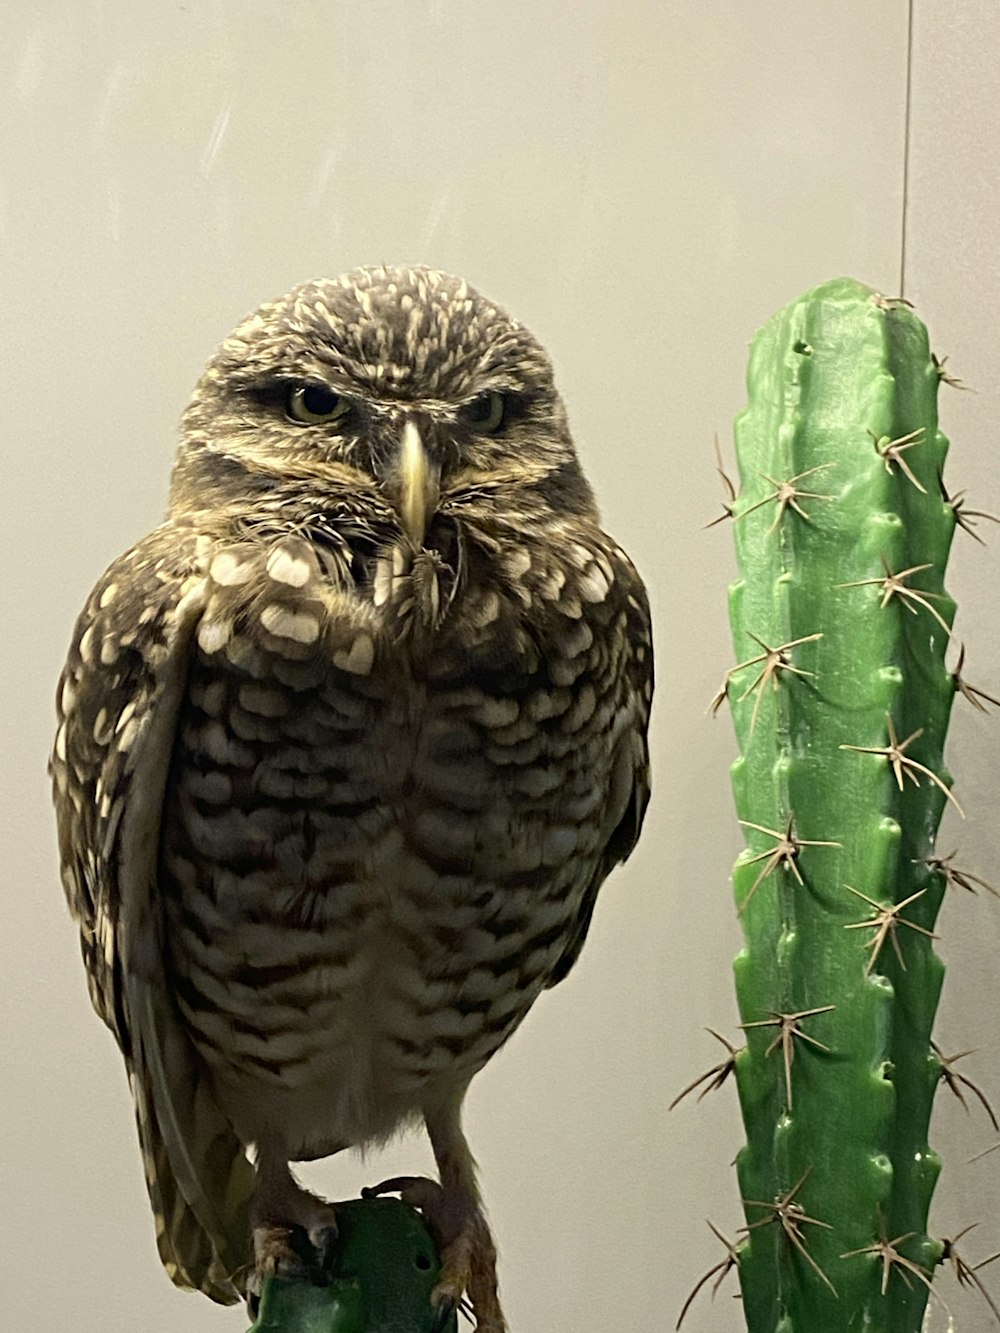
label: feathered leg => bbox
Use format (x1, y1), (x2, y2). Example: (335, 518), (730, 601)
(369, 1092), (507, 1333)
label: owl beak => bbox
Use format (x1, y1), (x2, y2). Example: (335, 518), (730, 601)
(397, 419), (439, 548)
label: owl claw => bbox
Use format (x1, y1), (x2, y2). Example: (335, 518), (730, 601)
(244, 1222), (338, 1321)
(245, 1280), (261, 1321)
(252, 1218), (339, 1286)
(308, 1222), (339, 1274)
(430, 1293), (457, 1333)
(249, 1163), (339, 1292)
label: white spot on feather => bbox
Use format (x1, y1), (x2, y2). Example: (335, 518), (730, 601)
(539, 567), (567, 600)
(198, 618), (233, 654)
(79, 624), (97, 663)
(504, 548), (532, 579)
(266, 547), (312, 588)
(113, 700), (136, 733)
(260, 604), (320, 645)
(333, 632), (374, 675)
(116, 717), (141, 753)
(372, 556), (393, 607)
(175, 579), (209, 621)
(60, 677), (77, 716)
(210, 552), (254, 586)
(578, 564), (611, 603)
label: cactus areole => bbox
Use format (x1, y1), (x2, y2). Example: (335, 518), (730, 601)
(728, 278), (956, 1332)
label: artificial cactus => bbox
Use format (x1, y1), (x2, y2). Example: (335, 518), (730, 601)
(247, 1197), (457, 1333)
(723, 277), (963, 1332)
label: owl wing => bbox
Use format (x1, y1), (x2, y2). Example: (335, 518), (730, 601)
(51, 525), (255, 1303)
(546, 543), (653, 988)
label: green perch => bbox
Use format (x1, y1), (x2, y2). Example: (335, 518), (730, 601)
(247, 1197), (458, 1333)
(726, 278), (957, 1331)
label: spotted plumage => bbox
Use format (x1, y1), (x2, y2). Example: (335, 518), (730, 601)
(51, 266), (652, 1329)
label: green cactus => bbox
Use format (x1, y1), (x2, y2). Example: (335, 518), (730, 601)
(724, 277), (960, 1332)
(246, 1197), (457, 1333)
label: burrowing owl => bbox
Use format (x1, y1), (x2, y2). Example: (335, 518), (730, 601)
(50, 266), (652, 1330)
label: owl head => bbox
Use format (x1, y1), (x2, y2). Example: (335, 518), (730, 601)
(172, 266), (596, 544)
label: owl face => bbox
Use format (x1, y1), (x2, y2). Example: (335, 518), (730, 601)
(173, 266), (595, 537)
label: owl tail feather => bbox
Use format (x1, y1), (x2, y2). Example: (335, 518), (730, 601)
(131, 979), (256, 1304)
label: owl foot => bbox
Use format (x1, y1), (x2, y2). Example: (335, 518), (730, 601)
(245, 1214), (339, 1319)
(245, 1166), (339, 1318)
(253, 1216), (339, 1279)
(366, 1175), (507, 1333)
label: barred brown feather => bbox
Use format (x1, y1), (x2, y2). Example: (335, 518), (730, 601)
(51, 266), (651, 1326)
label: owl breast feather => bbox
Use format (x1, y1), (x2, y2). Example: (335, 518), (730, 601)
(157, 519), (633, 1153)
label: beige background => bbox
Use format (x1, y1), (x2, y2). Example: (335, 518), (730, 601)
(3, 3), (999, 1330)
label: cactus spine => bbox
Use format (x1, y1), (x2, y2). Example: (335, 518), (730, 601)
(727, 278), (956, 1331)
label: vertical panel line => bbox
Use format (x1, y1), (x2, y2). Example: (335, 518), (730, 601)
(900, 0), (915, 297)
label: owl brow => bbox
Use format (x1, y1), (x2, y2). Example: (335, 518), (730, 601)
(239, 377), (539, 421)
(460, 387), (536, 418)
(235, 375), (347, 403)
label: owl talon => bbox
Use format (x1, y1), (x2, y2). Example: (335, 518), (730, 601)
(308, 1223), (339, 1274)
(244, 1224), (336, 1321)
(245, 1281), (261, 1321)
(430, 1293), (457, 1333)
(253, 1220), (338, 1286)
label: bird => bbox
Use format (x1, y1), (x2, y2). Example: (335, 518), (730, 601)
(50, 265), (653, 1331)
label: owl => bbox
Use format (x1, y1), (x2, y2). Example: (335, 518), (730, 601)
(50, 266), (652, 1331)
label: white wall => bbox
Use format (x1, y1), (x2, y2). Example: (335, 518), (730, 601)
(906, 5), (1000, 1332)
(2, 3), (997, 1330)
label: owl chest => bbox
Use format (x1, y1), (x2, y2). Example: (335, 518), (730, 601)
(159, 632), (603, 1128)
(154, 549), (624, 1130)
(163, 525), (624, 909)
(160, 619), (604, 975)
(162, 642), (482, 905)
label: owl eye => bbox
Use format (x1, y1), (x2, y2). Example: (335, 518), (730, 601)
(286, 383), (352, 425)
(460, 391), (507, 434)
